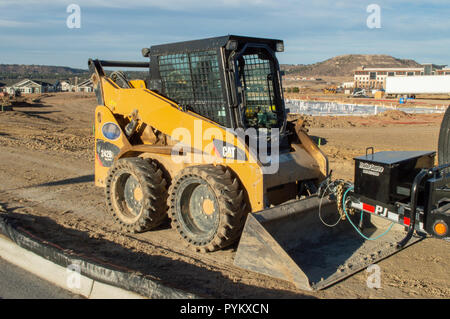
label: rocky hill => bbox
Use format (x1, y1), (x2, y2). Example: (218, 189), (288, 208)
(282, 54), (422, 77)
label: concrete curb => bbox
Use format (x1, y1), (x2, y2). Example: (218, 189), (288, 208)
(0, 234), (145, 299)
(0, 213), (199, 299)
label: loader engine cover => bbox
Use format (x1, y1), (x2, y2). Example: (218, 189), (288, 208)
(354, 150), (435, 205)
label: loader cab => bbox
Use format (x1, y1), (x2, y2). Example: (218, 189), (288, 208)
(228, 39), (286, 131)
(144, 35), (286, 133)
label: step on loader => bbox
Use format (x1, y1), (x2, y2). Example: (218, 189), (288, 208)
(89, 35), (448, 291)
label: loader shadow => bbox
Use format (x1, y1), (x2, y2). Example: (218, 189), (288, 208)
(0, 205), (316, 299)
(2, 175), (96, 193)
(10, 99), (61, 121)
(21, 110), (61, 121)
(34, 175), (95, 188)
(11, 99), (49, 109)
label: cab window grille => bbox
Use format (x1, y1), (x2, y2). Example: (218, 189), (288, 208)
(158, 51), (229, 127)
(238, 53), (280, 129)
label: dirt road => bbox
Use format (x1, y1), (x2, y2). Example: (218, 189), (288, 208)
(0, 93), (448, 298)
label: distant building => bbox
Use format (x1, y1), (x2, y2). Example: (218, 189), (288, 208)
(436, 68), (450, 75)
(74, 79), (93, 92)
(5, 79), (54, 94)
(353, 64), (447, 90)
(422, 63), (447, 75)
(342, 82), (354, 89)
(54, 80), (73, 92)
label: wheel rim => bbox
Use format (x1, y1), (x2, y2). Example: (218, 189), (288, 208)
(123, 175), (143, 216)
(178, 180), (220, 241)
(114, 173), (143, 220)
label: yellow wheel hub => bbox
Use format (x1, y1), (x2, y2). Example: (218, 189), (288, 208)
(133, 186), (143, 202)
(202, 198), (215, 216)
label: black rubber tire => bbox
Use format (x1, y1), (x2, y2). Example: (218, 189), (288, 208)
(105, 157), (168, 233)
(168, 165), (248, 252)
(438, 106), (450, 166)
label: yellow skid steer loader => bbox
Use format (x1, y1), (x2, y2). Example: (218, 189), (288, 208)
(89, 35), (447, 291)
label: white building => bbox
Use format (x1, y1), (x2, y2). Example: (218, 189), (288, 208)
(353, 64), (447, 90)
(5, 79), (54, 94)
(437, 68), (450, 75)
(54, 80), (73, 92)
(74, 79), (93, 92)
(342, 82), (354, 89)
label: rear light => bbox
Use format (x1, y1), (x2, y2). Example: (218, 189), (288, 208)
(276, 41), (284, 52)
(433, 221), (448, 237)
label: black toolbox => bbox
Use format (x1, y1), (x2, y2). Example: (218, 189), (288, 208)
(353, 150), (436, 205)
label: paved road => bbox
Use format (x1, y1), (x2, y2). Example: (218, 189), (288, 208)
(0, 257), (83, 299)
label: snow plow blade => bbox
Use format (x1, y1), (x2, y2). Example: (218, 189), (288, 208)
(233, 196), (423, 291)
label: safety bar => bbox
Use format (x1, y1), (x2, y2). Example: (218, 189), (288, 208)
(96, 60), (150, 68)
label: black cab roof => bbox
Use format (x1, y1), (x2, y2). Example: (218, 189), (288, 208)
(147, 35), (283, 56)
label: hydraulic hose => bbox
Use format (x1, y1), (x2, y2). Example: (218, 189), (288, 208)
(343, 186), (394, 241)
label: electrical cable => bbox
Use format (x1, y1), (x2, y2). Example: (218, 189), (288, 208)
(318, 181), (342, 227)
(342, 186), (394, 241)
(317, 178), (351, 228)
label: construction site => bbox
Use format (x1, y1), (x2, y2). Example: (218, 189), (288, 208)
(0, 36), (449, 300)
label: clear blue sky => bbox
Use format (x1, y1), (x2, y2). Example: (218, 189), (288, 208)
(0, 0), (449, 69)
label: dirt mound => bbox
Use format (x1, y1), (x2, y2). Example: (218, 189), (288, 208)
(288, 113), (358, 129)
(304, 116), (356, 129)
(288, 111), (441, 129)
(377, 110), (412, 120)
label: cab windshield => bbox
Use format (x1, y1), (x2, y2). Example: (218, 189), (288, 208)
(236, 48), (283, 129)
